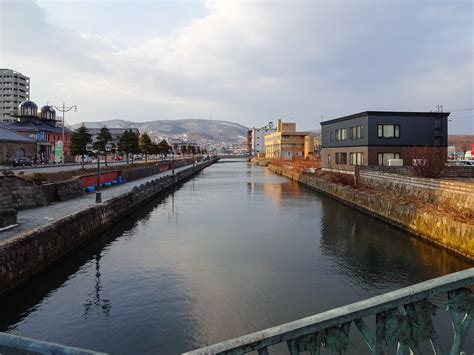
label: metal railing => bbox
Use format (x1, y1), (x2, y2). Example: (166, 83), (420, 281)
(185, 268), (474, 355)
(0, 332), (105, 354)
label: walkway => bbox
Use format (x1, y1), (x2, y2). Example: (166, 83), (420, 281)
(0, 163), (196, 242)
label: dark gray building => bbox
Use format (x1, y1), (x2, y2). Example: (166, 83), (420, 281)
(320, 111), (449, 168)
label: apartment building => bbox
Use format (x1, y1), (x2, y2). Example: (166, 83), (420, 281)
(1, 69), (30, 122)
(320, 111), (449, 169)
(264, 119), (308, 159)
(249, 122), (276, 155)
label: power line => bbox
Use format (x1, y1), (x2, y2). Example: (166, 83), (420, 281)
(446, 107), (474, 112)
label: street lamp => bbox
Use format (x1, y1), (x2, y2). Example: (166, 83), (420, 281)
(171, 148), (175, 175)
(51, 103), (77, 163)
(86, 142), (112, 204)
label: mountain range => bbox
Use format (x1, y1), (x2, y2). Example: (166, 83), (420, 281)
(70, 119), (248, 142)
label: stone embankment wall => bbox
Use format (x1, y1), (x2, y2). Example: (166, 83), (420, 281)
(0, 160), (198, 211)
(0, 160), (217, 295)
(357, 171), (473, 213)
(356, 165), (474, 178)
(269, 164), (474, 260)
(0, 176), (86, 210)
(0, 176), (48, 210)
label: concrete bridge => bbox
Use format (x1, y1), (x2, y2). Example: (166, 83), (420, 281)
(1, 268), (472, 354)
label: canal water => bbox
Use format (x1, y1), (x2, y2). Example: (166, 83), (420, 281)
(1, 161), (473, 354)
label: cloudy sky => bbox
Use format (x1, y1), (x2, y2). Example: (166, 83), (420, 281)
(1, 0), (473, 133)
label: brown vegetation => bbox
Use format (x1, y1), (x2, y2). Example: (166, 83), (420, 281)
(405, 146), (447, 178)
(449, 135), (474, 153)
(269, 157), (321, 173)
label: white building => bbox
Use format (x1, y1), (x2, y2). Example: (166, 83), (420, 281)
(250, 122), (276, 154)
(1, 69), (30, 122)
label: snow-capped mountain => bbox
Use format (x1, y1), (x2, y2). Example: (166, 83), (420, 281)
(70, 119), (248, 142)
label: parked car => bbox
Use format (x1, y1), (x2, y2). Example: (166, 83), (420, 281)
(12, 157), (34, 167)
(447, 160), (474, 167)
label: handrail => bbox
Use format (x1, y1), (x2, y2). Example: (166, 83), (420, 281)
(0, 332), (106, 354)
(185, 268), (474, 354)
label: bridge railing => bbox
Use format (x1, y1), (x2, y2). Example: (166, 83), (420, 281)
(184, 267), (474, 355)
(0, 332), (106, 354)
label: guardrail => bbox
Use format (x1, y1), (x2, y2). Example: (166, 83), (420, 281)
(185, 268), (474, 355)
(0, 332), (105, 354)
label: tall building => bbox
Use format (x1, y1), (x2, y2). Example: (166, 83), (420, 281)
(1, 69), (30, 122)
(249, 122), (276, 155)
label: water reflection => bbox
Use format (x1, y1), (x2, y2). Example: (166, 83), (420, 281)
(83, 254), (111, 319)
(319, 196), (472, 290)
(1, 162), (472, 354)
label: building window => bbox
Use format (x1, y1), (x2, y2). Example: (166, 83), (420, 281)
(350, 152), (364, 165)
(377, 152), (400, 166)
(328, 154), (331, 164)
(350, 126), (364, 139)
(335, 152), (347, 164)
(335, 128), (347, 141)
(377, 124), (400, 138)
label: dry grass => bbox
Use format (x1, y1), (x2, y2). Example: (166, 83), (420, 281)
(269, 157), (321, 173)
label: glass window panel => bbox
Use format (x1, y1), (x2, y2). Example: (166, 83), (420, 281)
(384, 125), (394, 138)
(378, 125), (383, 137)
(394, 125), (400, 138)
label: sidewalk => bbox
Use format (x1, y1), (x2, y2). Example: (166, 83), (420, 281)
(0, 164), (196, 242)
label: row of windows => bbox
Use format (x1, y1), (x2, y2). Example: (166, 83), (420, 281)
(330, 125), (364, 141)
(328, 152), (365, 165)
(327, 152), (401, 166)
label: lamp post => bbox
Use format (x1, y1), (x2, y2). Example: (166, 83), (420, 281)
(171, 149), (175, 175)
(86, 142), (112, 204)
(51, 103), (77, 163)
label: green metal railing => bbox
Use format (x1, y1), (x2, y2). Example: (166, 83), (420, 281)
(185, 268), (474, 355)
(0, 332), (105, 354)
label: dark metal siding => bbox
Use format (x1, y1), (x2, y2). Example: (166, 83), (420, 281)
(321, 115), (368, 148)
(321, 113), (448, 148)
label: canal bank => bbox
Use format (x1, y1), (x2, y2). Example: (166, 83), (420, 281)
(268, 164), (474, 260)
(0, 159), (217, 295)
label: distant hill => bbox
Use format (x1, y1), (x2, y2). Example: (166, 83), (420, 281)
(70, 119), (248, 142)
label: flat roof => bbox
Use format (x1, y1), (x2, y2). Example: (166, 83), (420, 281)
(320, 111), (450, 125)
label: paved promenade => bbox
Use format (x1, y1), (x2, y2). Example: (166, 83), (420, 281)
(0, 164), (196, 242)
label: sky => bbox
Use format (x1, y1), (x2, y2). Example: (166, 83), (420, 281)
(0, 0), (473, 133)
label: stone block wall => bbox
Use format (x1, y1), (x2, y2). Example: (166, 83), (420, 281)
(269, 164), (474, 260)
(0, 176), (48, 210)
(357, 171), (474, 213)
(0, 176), (85, 210)
(0, 159), (217, 295)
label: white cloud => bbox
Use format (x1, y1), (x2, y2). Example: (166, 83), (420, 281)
(1, 0), (472, 132)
